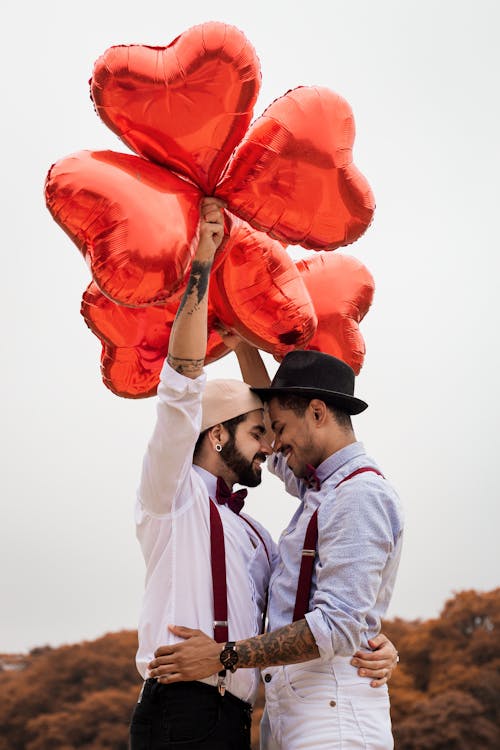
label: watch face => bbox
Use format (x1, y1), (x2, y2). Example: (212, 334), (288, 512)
(221, 647), (238, 671)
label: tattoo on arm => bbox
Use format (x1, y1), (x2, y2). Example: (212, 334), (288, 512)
(236, 619), (320, 669)
(176, 260), (212, 317)
(166, 355), (205, 375)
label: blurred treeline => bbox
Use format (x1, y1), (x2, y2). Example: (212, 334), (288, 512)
(0, 588), (498, 749)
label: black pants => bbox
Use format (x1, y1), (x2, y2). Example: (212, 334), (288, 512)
(129, 679), (252, 750)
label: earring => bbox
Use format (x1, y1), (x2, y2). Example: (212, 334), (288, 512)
(215, 443), (222, 453)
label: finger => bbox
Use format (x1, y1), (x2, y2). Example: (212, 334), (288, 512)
(203, 211), (224, 226)
(203, 203), (224, 216)
(154, 645), (176, 658)
(368, 635), (388, 648)
(351, 657), (389, 670)
(353, 647), (396, 662)
(167, 625), (199, 638)
(148, 655), (177, 670)
(200, 196), (226, 211)
(358, 667), (390, 679)
(149, 663), (179, 679)
(370, 676), (388, 688)
(157, 672), (183, 684)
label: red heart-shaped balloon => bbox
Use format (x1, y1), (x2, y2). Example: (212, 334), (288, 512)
(218, 86), (375, 250)
(82, 282), (229, 398)
(296, 253), (374, 373)
(78, 211), (319, 398)
(210, 215), (317, 358)
(91, 22), (261, 193)
(45, 150), (202, 306)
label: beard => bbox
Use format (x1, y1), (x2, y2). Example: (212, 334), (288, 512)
(220, 436), (266, 487)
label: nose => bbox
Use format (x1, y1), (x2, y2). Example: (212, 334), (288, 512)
(272, 434), (282, 452)
(261, 437), (274, 455)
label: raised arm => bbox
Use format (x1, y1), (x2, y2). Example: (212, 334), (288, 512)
(137, 198), (225, 516)
(168, 197), (225, 378)
(218, 334), (274, 447)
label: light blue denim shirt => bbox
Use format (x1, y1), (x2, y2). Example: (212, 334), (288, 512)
(267, 441), (404, 659)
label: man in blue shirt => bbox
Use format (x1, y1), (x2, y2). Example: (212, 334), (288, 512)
(149, 346), (404, 749)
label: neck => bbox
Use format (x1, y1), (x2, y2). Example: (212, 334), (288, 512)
(316, 433), (356, 466)
(193, 457), (235, 489)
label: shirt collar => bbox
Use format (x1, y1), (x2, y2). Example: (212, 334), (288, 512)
(315, 441), (366, 484)
(193, 464), (218, 499)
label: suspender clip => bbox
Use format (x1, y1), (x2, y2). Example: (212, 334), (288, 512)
(217, 670), (227, 696)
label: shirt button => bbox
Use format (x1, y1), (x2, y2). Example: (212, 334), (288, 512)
(329, 700), (336, 707)
(264, 674), (272, 683)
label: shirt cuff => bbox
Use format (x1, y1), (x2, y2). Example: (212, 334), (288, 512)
(159, 359), (207, 393)
(305, 609), (334, 661)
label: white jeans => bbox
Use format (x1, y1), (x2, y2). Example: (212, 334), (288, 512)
(260, 656), (393, 750)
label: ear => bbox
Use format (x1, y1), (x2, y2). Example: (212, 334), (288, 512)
(207, 423), (224, 449)
(309, 399), (328, 426)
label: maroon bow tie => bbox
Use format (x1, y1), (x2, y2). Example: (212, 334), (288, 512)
(216, 477), (248, 514)
(304, 464), (321, 491)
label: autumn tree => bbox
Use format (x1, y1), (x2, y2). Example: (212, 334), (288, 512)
(0, 589), (498, 749)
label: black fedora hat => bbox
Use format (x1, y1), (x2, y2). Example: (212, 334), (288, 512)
(251, 350), (368, 415)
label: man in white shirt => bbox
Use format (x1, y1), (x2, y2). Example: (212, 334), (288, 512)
(130, 198), (398, 749)
(130, 197), (278, 749)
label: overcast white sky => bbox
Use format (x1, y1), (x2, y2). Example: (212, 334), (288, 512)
(2, 0), (499, 654)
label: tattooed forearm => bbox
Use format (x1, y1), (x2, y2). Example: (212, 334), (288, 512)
(166, 355), (205, 375)
(235, 619), (320, 668)
(176, 260), (212, 317)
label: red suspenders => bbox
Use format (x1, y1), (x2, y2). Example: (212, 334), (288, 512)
(209, 500), (230, 643)
(209, 500), (271, 642)
(292, 467), (384, 622)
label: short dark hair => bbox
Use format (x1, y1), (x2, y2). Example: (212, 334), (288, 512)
(275, 393), (353, 431)
(193, 412), (248, 459)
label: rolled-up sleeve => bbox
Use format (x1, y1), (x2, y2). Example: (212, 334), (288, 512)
(138, 361), (206, 516)
(305, 480), (402, 659)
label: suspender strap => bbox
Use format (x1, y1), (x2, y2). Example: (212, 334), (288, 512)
(240, 515), (271, 634)
(336, 467), (384, 488)
(292, 467), (385, 622)
(240, 516), (271, 566)
(292, 507), (319, 622)
(210, 501), (273, 639)
(209, 500), (229, 643)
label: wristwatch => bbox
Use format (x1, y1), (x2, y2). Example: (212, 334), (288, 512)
(219, 641), (239, 673)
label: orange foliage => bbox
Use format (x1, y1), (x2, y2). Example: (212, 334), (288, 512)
(0, 631), (140, 750)
(383, 588), (500, 749)
(0, 590), (498, 749)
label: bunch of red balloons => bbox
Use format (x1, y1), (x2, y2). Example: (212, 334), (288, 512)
(45, 21), (375, 398)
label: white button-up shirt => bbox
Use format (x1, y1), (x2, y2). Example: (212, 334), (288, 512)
(135, 361), (277, 704)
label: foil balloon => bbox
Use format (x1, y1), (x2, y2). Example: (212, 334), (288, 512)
(82, 282), (229, 398)
(296, 253), (375, 373)
(210, 215), (317, 359)
(91, 22), (261, 194)
(80, 215), (318, 397)
(218, 86), (375, 250)
(47, 22), (378, 399)
(45, 150), (202, 306)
